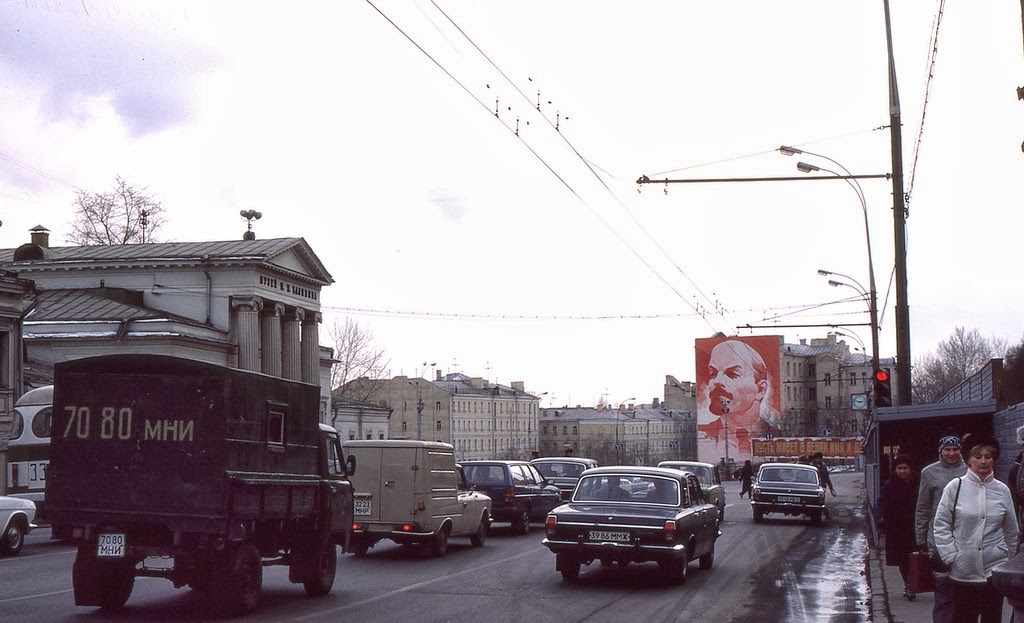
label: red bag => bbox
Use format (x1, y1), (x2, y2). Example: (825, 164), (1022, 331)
(908, 551), (935, 593)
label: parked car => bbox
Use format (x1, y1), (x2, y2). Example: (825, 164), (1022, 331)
(0, 495), (37, 556)
(460, 460), (562, 534)
(657, 460), (725, 523)
(750, 462), (826, 525)
(542, 466), (718, 584)
(344, 440), (491, 557)
(530, 457), (598, 500)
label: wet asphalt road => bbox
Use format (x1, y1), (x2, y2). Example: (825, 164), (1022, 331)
(0, 470), (869, 623)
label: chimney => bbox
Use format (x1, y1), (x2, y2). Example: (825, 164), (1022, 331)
(511, 381), (525, 392)
(435, 370), (442, 381)
(29, 225), (50, 248)
(653, 397), (660, 408)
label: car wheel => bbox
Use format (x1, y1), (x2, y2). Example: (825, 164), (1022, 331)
(660, 554), (688, 585)
(809, 511), (823, 526)
(699, 543), (715, 570)
(350, 538), (370, 558)
(0, 519), (26, 556)
(557, 554), (580, 582)
(752, 509), (763, 523)
(513, 508), (530, 535)
(470, 515), (488, 547)
(429, 526), (450, 558)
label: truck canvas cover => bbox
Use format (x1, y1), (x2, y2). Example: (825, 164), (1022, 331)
(45, 355), (323, 533)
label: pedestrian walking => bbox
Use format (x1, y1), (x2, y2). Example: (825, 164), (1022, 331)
(739, 460), (753, 499)
(812, 452), (836, 496)
(915, 429), (968, 623)
(877, 454), (919, 600)
(933, 433), (1019, 623)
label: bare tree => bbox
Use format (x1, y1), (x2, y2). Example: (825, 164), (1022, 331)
(1003, 336), (1024, 406)
(68, 176), (165, 245)
(912, 327), (1005, 403)
(329, 317), (390, 402)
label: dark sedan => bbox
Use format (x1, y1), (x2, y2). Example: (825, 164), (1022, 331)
(530, 457), (598, 501)
(751, 463), (827, 525)
(460, 460), (562, 534)
(542, 466), (719, 584)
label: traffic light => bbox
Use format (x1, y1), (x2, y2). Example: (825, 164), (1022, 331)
(873, 368), (892, 408)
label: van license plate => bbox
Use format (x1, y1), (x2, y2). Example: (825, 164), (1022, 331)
(354, 499), (372, 515)
(778, 496), (801, 503)
(97, 533), (126, 557)
(589, 530), (628, 542)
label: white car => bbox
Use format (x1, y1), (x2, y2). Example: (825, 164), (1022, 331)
(0, 495), (36, 556)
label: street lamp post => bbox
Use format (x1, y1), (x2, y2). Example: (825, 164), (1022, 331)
(413, 361), (436, 441)
(780, 146), (880, 376)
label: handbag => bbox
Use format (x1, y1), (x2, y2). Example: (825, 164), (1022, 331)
(909, 551), (936, 593)
(930, 477), (963, 573)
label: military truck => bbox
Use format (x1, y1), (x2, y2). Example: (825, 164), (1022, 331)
(44, 355), (355, 616)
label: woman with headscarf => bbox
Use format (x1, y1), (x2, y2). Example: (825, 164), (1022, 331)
(933, 432), (1019, 623)
(877, 454), (919, 600)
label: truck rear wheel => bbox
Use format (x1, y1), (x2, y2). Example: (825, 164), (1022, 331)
(302, 540), (337, 597)
(209, 544), (262, 617)
(72, 546), (135, 610)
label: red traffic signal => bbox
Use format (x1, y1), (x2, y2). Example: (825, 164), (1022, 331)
(873, 368), (892, 408)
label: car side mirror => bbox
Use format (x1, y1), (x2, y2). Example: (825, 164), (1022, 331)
(345, 454), (357, 477)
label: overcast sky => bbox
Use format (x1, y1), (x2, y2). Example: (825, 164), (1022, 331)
(2, 1), (1022, 408)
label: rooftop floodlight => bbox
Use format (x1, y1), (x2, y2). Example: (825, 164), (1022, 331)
(796, 161), (820, 173)
(778, 145), (803, 156)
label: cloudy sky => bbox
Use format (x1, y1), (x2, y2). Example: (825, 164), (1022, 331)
(1, 1), (1021, 407)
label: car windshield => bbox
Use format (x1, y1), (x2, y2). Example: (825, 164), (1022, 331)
(463, 465), (505, 485)
(759, 467), (818, 485)
(663, 463), (712, 485)
(574, 475), (678, 504)
(534, 462), (585, 478)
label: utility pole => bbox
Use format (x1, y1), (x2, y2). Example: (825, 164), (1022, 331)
(883, 0), (912, 405)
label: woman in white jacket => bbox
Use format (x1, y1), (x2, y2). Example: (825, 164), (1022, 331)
(933, 432), (1019, 623)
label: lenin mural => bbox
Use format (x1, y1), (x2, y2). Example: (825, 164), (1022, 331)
(696, 336), (782, 465)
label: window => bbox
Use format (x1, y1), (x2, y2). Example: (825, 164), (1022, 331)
(378, 433), (384, 439)
(850, 373), (857, 386)
(825, 396), (832, 409)
(267, 404), (286, 448)
(436, 420), (441, 430)
(31, 408), (52, 438)
(808, 363), (816, 378)
(572, 426), (577, 434)
(562, 426), (568, 435)
(435, 401), (441, 411)
(365, 433), (372, 439)
(809, 388), (817, 400)
(824, 372), (832, 387)
(325, 434), (343, 476)
(349, 431), (356, 440)
(402, 421), (408, 432)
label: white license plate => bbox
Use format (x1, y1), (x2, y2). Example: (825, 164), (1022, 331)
(354, 499), (372, 516)
(778, 496), (801, 503)
(589, 530), (629, 542)
(97, 533), (126, 558)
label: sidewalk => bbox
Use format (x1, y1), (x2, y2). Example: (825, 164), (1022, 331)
(866, 535), (1013, 622)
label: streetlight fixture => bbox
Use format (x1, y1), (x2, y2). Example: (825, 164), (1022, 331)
(780, 147), (880, 377)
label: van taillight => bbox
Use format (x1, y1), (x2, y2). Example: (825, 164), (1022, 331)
(352, 523), (361, 531)
(663, 520), (677, 542)
(504, 487), (515, 503)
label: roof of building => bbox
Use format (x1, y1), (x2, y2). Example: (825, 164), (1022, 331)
(24, 288), (208, 325)
(539, 406), (693, 423)
(1, 237), (334, 285)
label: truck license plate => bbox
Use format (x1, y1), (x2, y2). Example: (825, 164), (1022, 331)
(354, 499), (372, 515)
(778, 496), (801, 503)
(589, 530), (628, 542)
(97, 533), (126, 557)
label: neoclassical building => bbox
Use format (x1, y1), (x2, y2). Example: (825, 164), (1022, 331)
(0, 226), (336, 417)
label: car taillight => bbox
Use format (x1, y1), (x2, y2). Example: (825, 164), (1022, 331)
(504, 487), (515, 504)
(545, 515), (557, 537)
(352, 523), (361, 531)
(817, 490), (826, 503)
(663, 520), (677, 542)
(752, 487), (761, 501)
(402, 524), (413, 532)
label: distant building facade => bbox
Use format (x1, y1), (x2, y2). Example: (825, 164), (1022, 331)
(345, 371), (542, 461)
(330, 397), (392, 442)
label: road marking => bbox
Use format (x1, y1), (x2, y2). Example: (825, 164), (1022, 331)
(294, 547), (542, 621)
(0, 589), (73, 605)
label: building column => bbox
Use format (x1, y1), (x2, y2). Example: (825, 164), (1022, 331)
(231, 296), (263, 372)
(301, 311), (322, 385)
(282, 308), (303, 382)
(261, 302), (285, 377)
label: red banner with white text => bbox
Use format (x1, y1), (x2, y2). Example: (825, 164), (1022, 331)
(751, 437), (862, 458)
